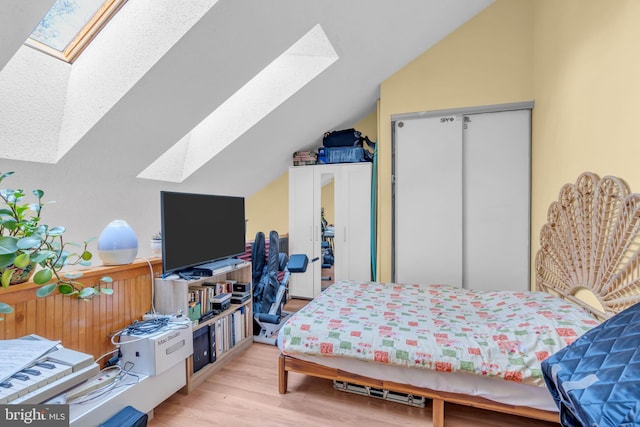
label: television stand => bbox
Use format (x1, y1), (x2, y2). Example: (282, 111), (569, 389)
(153, 261), (252, 394)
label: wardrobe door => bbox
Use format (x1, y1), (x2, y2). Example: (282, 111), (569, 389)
(463, 110), (530, 290)
(333, 163), (372, 282)
(288, 166), (319, 298)
(394, 115), (463, 286)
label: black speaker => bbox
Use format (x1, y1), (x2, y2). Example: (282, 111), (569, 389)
(192, 326), (210, 373)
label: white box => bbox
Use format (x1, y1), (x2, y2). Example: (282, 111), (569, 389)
(119, 321), (193, 376)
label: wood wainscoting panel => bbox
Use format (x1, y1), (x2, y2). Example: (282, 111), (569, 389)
(0, 258), (161, 363)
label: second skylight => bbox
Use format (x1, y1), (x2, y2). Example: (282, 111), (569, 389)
(138, 24), (339, 183)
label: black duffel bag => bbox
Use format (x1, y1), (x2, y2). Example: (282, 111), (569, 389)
(322, 128), (362, 147)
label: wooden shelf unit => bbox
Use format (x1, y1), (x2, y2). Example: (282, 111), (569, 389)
(153, 261), (253, 394)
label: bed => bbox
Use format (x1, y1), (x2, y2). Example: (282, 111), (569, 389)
(277, 172), (640, 426)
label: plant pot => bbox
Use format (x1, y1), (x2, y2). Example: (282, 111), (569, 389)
(0, 263), (35, 286)
(150, 239), (162, 256)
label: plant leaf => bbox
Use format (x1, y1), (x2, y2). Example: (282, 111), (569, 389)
(0, 254), (16, 269)
(47, 226), (65, 236)
(0, 218), (18, 231)
(0, 236), (18, 254)
(30, 250), (55, 264)
(100, 287), (114, 295)
(100, 276), (113, 283)
(1, 269), (13, 288)
(17, 237), (42, 249)
(79, 287), (96, 298)
(33, 268), (53, 284)
(57, 284), (74, 294)
(13, 253), (31, 269)
(81, 251), (92, 261)
(36, 283), (57, 297)
(63, 273), (83, 280)
(0, 302), (13, 313)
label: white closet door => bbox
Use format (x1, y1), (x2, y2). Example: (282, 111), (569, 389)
(394, 115), (463, 286)
(334, 163), (372, 282)
(288, 166), (319, 298)
(463, 110), (530, 290)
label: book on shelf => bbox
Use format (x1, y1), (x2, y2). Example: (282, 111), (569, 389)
(188, 301), (201, 321)
(189, 286), (236, 316)
(201, 279), (236, 295)
(209, 306), (249, 357)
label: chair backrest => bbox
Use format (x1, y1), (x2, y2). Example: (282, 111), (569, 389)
(251, 231), (265, 287)
(253, 230), (282, 315)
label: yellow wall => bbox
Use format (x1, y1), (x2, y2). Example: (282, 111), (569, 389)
(377, 0), (534, 281)
(531, 0), (640, 261)
(245, 111), (378, 241)
(321, 181), (335, 226)
(248, 0), (640, 286)
(245, 172), (288, 240)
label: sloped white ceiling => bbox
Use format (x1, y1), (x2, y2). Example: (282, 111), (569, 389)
(0, 0), (493, 194)
(0, 0), (493, 254)
(0, 0), (55, 72)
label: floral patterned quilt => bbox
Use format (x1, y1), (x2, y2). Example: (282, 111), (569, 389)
(280, 281), (600, 386)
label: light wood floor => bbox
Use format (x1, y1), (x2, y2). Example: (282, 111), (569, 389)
(149, 299), (559, 427)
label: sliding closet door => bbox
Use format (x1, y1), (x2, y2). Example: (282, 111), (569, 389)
(394, 115), (463, 286)
(463, 110), (530, 290)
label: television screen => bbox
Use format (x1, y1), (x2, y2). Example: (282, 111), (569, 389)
(160, 191), (246, 275)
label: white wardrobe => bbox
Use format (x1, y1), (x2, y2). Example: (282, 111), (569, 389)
(393, 105), (531, 291)
(289, 162), (372, 298)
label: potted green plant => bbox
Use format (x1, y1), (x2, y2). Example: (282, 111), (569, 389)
(0, 171), (112, 317)
(150, 231), (162, 255)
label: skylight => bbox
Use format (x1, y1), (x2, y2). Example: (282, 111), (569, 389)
(138, 24), (339, 183)
(26, 0), (127, 63)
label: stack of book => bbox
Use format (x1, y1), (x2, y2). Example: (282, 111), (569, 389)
(292, 151), (317, 166)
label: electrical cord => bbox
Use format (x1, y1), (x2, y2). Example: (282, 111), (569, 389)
(128, 256), (159, 316)
(94, 348), (121, 366)
(66, 362), (142, 406)
(138, 256), (159, 316)
(66, 365), (122, 405)
(109, 317), (170, 346)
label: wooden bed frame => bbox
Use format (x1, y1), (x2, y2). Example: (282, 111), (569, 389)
(277, 172), (640, 427)
(278, 354), (559, 426)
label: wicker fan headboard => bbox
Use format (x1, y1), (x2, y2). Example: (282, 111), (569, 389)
(535, 172), (640, 320)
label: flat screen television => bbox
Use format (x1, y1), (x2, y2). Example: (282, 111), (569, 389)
(160, 191), (246, 276)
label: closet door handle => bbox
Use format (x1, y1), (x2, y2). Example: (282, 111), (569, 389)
(344, 226), (347, 242)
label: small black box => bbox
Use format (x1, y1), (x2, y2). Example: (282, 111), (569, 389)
(233, 282), (251, 293)
(212, 300), (231, 312)
(192, 326), (210, 372)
